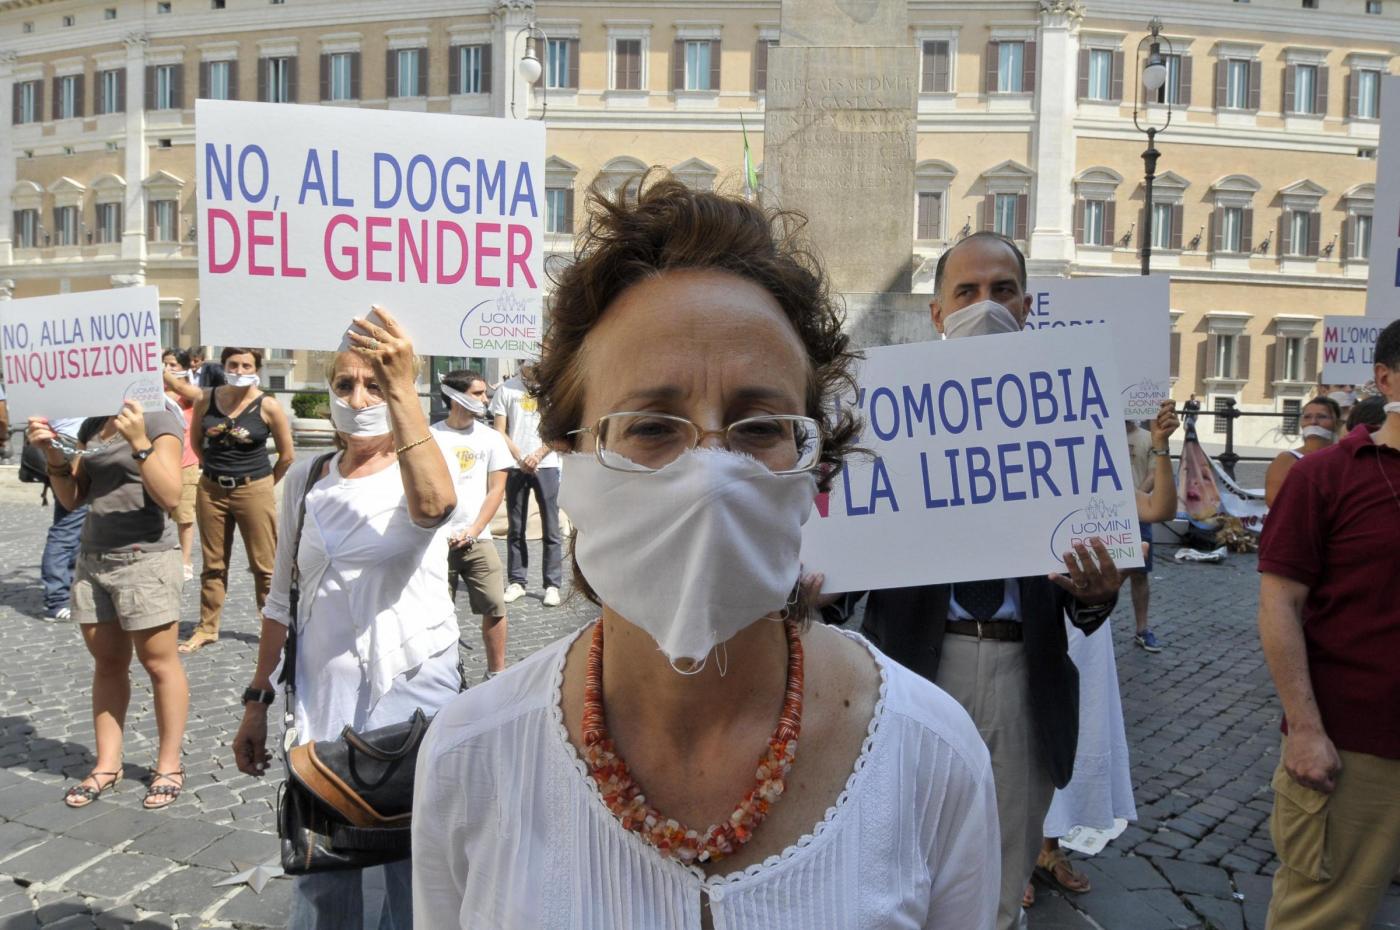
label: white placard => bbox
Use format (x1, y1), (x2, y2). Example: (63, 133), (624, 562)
(1321, 314), (1387, 384)
(0, 287), (166, 420)
(801, 326), (1144, 593)
(1025, 275), (1172, 421)
(1365, 75), (1400, 321)
(195, 100), (546, 357)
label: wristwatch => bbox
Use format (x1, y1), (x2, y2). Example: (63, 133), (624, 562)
(131, 446), (154, 463)
(242, 687), (276, 706)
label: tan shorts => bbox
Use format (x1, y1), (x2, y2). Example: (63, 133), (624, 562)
(172, 465), (201, 525)
(71, 547), (183, 631)
(447, 542), (507, 618)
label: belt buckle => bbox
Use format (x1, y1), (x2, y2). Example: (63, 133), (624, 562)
(217, 475), (238, 489)
(976, 620), (985, 640)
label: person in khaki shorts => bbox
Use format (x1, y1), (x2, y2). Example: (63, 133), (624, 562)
(26, 403), (190, 812)
(1257, 318), (1400, 930)
(431, 369), (511, 676)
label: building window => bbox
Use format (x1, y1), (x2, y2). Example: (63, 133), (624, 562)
(1367, 0), (1382, 12)
(154, 64), (178, 110)
(157, 2), (171, 12)
(547, 38), (573, 89)
(1302, 0), (1317, 7)
(1225, 59), (1251, 109)
(458, 45), (487, 94)
(614, 39), (642, 90)
(96, 203), (122, 243)
(394, 49), (424, 98)
(1155, 54), (1185, 105)
(15, 81), (40, 123)
(1354, 69), (1381, 118)
(1291, 64), (1319, 114)
(1220, 206), (1244, 252)
(1282, 398), (1302, 434)
(684, 40), (714, 91)
(99, 69), (123, 114)
(150, 199), (178, 242)
(264, 57), (293, 103)
(754, 38), (777, 95)
(212, 0), (225, 7)
(1151, 202), (1174, 250)
(57, 74), (81, 119)
(207, 60), (233, 100)
(997, 41), (1025, 93)
(545, 187), (573, 234)
(62, 14), (75, 26)
(1282, 338), (1307, 382)
(1087, 48), (1113, 100)
(1213, 396), (1232, 434)
(1354, 213), (1373, 259)
(1082, 199), (1106, 245)
(105, 8), (118, 19)
(1214, 335), (1237, 380)
(921, 40), (950, 93)
(994, 193), (1019, 237)
(328, 52), (354, 100)
(54, 206), (79, 246)
(1288, 211), (1312, 256)
(916, 191), (943, 240)
(13, 209), (39, 248)
(160, 316), (178, 349)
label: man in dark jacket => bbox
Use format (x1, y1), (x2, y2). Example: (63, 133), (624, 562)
(824, 233), (1120, 930)
(187, 348), (226, 388)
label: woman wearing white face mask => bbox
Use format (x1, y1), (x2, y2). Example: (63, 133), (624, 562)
(183, 347), (295, 653)
(412, 173), (999, 930)
(1265, 396), (1341, 506)
(232, 309), (459, 929)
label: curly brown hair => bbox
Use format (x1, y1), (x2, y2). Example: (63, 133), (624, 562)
(533, 168), (862, 487)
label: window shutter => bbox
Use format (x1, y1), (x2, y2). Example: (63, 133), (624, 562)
(1266, 339), (1280, 393)
(258, 58), (268, 102)
(147, 203), (157, 242)
(1303, 337), (1319, 382)
(918, 193), (934, 239)
(564, 188), (575, 234)
(117, 69), (126, 110)
(756, 39), (770, 94)
(1316, 66), (1329, 115)
(1242, 207), (1254, 253)
(1105, 200), (1116, 245)
(1023, 41), (1036, 93)
(1248, 60), (1262, 110)
(146, 65), (157, 110)
(1211, 208), (1221, 253)
(1205, 334), (1218, 380)
(33, 80), (43, 122)
(169, 64), (182, 110)
(1236, 335), (1251, 382)
(1076, 49), (1089, 99)
(1015, 193), (1028, 240)
(982, 192), (995, 231)
(417, 48), (428, 97)
(1073, 198), (1085, 243)
(75, 73), (85, 117)
(673, 40), (685, 91)
(350, 53), (360, 99)
(707, 40), (719, 92)
(1179, 56), (1193, 105)
(1308, 212), (1321, 256)
(1169, 332), (1181, 378)
(227, 60), (239, 100)
(199, 61), (209, 100)
(1283, 64), (1296, 113)
(985, 42), (998, 94)
(286, 57), (298, 103)
(1279, 212), (1291, 256)
(1111, 50), (1124, 101)
(386, 50), (397, 98)
(1347, 71), (1357, 118)
(1171, 204), (1184, 250)
(11, 84), (19, 125)
(1342, 214), (1352, 260)
(52, 76), (61, 119)
(1215, 60), (1227, 109)
(449, 45), (462, 94)
(320, 53), (330, 100)
(932, 41), (949, 93)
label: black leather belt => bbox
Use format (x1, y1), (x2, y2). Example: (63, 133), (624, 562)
(946, 619), (1024, 642)
(203, 472), (269, 489)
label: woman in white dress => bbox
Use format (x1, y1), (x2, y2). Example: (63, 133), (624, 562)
(231, 309), (460, 930)
(412, 172), (1001, 929)
(1033, 402), (1180, 903)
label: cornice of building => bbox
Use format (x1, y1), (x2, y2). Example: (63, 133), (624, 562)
(1086, 0), (1400, 46)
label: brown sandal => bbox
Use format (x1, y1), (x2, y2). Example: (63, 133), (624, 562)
(177, 634), (217, 655)
(64, 771), (121, 808)
(143, 767), (185, 810)
(1036, 847), (1092, 894)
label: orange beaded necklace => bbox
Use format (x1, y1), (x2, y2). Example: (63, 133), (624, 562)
(581, 617), (805, 865)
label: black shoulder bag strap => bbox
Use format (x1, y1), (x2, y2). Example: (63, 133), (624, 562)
(277, 450), (338, 750)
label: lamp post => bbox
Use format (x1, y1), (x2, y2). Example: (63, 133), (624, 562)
(510, 22), (549, 120)
(1132, 18), (1174, 276)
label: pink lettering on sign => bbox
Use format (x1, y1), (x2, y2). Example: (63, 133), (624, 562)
(475, 223), (502, 287)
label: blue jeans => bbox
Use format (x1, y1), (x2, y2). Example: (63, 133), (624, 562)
(41, 501), (86, 612)
(289, 860), (413, 930)
(504, 467), (562, 589)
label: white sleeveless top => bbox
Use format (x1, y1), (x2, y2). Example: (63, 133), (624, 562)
(411, 627), (999, 930)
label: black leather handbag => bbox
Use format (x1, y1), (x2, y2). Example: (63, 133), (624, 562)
(275, 453), (439, 874)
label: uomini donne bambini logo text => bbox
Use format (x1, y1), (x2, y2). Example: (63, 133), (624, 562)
(1049, 496), (1139, 563)
(458, 290), (538, 355)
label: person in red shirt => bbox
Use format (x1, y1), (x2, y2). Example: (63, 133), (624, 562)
(1257, 317), (1400, 930)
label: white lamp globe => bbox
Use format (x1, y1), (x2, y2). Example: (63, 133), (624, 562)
(518, 54), (543, 84)
(1142, 59), (1168, 92)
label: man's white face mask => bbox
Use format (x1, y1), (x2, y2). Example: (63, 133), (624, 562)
(943, 300), (1023, 340)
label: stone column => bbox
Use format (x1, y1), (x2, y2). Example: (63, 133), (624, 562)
(0, 52), (18, 267)
(495, 0), (536, 121)
(1027, 0), (1083, 275)
(121, 33), (149, 272)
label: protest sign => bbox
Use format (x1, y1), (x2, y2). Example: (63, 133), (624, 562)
(800, 326), (1144, 593)
(1365, 75), (1400, 320)
(0, 287), (165, 420)
(1024, 275), (1172, 421)
(195, 100), (545, 357)
(1321, 314), (1386, 384)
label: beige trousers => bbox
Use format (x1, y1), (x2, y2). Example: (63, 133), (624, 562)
(936, 634), (1054, 930)
(1267, 740), (1400, 930)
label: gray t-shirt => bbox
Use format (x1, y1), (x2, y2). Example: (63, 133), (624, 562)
(78, 410), (182, 553)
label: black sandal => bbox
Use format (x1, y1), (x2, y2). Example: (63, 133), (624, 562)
(64, 771), (121, 809)
(143, 766), (185, 810)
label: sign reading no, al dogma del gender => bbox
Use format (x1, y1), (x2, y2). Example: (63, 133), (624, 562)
(1024, 275), (1172, 421)
(800, 326), (1144, 594)
(196, 100), (545, 356)
(0, 287), (166, 420)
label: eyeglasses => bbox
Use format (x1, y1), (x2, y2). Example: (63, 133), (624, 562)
(568, 412), (823, 475)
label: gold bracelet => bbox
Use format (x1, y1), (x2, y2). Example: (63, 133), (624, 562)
(395, 435), (433, 456)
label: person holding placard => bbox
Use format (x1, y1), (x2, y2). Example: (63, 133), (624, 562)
(182, 348), (295, 654)
(412, 174), (999, 929)
(1258, 319), (1400, 930)
(1263, 396), (1340, 507)
(27, 402), (190, 811)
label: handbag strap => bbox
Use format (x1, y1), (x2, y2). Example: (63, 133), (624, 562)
(278, 451), (338, 717)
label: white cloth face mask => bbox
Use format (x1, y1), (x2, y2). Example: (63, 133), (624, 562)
(943, 300), (1023, 340)
(1386, 401), (1400, 417)
(559, 447), (817, 671)
(1301, 426), (1335, 442)
(330, 396), (393, 437)
(442, 385), (487, 417)
(227, 373), (261, 388)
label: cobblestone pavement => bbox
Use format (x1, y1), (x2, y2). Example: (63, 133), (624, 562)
(0, 467), (1396, 929)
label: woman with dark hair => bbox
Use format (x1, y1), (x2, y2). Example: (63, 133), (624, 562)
(412, 173), (998, 928)
(183, 347), (295, 653)
(1265, 396), (1341, 506)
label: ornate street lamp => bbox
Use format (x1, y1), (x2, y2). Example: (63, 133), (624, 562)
(510, 22), (549, 120)
(1131, 18), (1174, 275)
